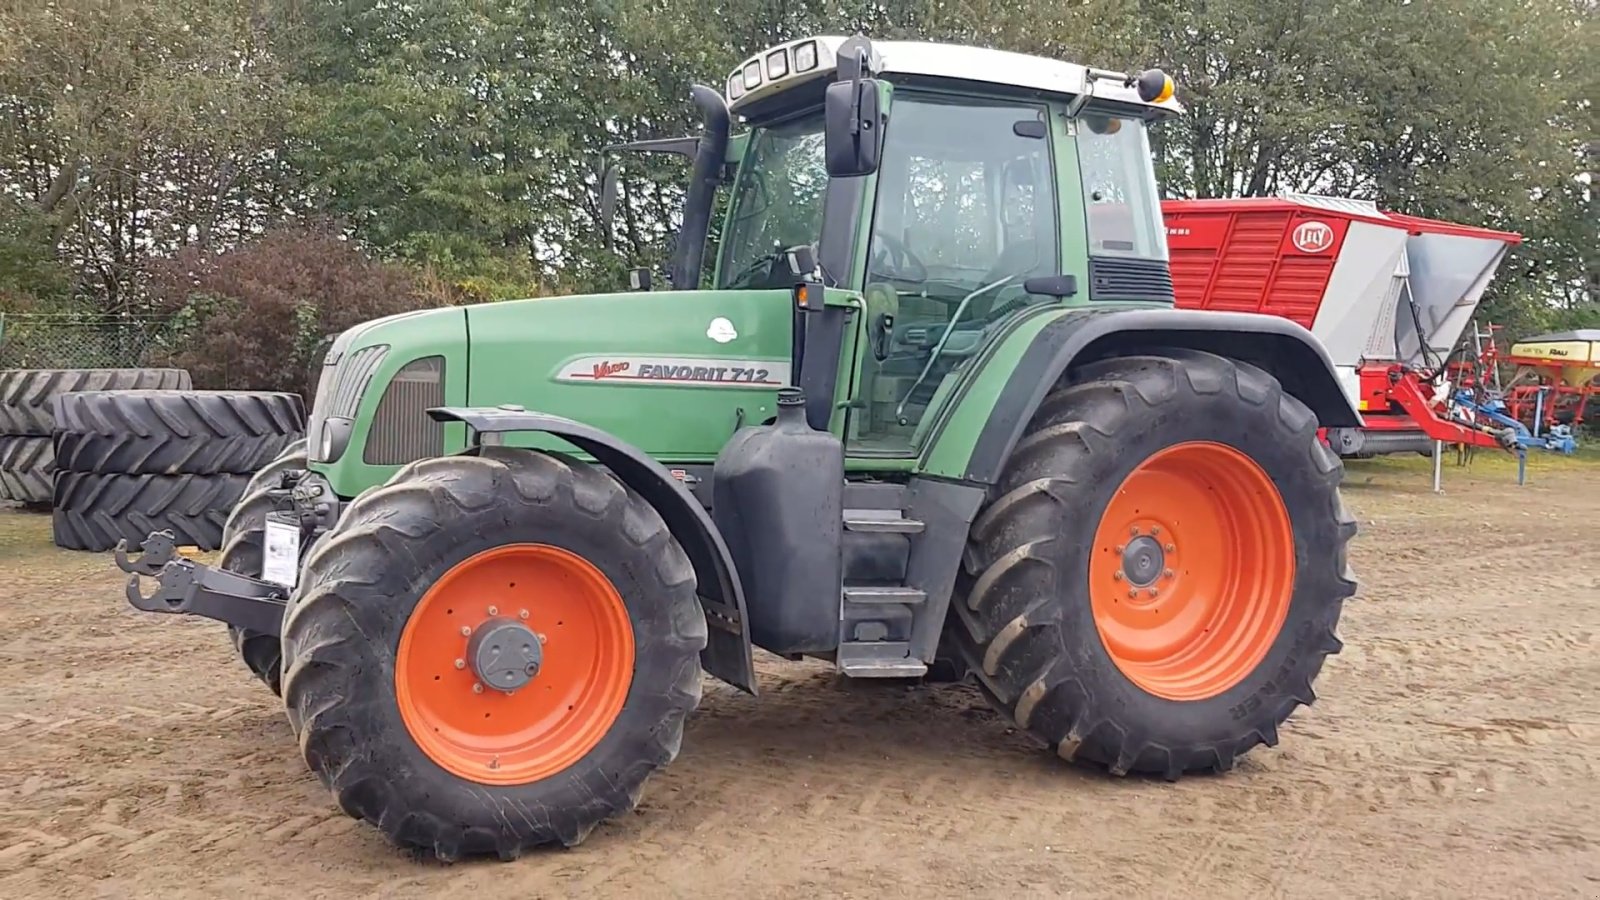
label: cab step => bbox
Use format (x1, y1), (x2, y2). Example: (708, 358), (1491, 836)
(843, 585), (926, 605)
(843, 509), (925, 534)
(837, 641), (929, 678)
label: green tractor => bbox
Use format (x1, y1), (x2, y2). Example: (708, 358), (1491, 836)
(118, 35), (1359, 860)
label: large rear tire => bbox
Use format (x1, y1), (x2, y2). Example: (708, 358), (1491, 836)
(946, 350), (1357, 777)
(53, 390), (305, 475)
(0, 368), (190, 435)
(0, 435), (54, 504)
(281, 447), (706, 860)
(52, 472), (249, 551)
(218, 438), (309, 694)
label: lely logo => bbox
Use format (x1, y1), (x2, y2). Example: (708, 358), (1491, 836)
(1292, 221), (1335, 253)
(590, 360), (631, 379)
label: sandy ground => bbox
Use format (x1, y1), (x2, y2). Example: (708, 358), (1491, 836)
(0, 454), (1596, 899)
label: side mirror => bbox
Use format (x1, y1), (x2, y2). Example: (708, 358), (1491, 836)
(598, 162), (620, 250)
(824, 78), (882, 178)
(1023, 274), (1079, 298)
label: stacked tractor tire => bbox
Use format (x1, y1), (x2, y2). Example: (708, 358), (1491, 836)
(0, 368), (307, 552)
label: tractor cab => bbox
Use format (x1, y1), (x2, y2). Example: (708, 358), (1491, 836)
(611, 35), (1182, 446)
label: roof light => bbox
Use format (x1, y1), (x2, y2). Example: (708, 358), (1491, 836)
(742, 60), (762, 90)
(727, 74), (745, 100)
(794, 41), (819, 72)
(1133, 68), (1175, 104)
(767, 50), (789, 79)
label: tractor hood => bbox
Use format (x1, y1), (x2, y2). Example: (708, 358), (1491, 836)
(461, 288), (793, 461)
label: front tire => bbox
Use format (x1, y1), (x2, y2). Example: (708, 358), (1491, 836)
(281, 447), (707, 860)
(947, 350), (1357, 777)
(219, 438), (309, 694)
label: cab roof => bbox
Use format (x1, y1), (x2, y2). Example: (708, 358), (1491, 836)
(725, 36), (1184, 119)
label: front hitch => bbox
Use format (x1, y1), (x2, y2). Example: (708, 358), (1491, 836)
(115, 531), (289, 637)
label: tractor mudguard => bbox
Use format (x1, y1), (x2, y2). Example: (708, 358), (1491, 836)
(427, 406), (757, 694)
(926, 307), (1364, 485)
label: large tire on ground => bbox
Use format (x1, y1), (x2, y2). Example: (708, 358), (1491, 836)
(0, 368), (190, 436)
(0, 435), (55, 504)
(946, 350), (1357, 778)
(216, 438), (309, 694)
(52, 472), (250, 551)
(281, 447), (707, 860)
(53, 390), (306, 475)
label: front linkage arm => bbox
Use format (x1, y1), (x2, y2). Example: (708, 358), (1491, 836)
(115, 531), (289, 637)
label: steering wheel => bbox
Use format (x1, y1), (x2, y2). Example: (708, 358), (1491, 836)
(869, 232), (929, 283)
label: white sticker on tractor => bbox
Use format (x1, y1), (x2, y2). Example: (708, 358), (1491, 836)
(262, 519), (301, 588)
(555, 356), (790, 388)
(706, 317), (738, 343)
(1291, 221), (1335, 253)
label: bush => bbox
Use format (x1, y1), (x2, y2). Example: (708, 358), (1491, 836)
(145, 225), (459, 399)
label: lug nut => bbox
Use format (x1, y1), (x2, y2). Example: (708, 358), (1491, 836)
(489, 757), (500, 770)
(1163, 569), (1174, 579)
(518, 609), (529, 620)
(1130, 526), (1141, 536)
(1127, 590), (1138, 599)
(536, 633), (547, 644)
(1115, 544), (1125, 553)
(1165, 543), (1176, 553)
(1147, 588), (1159, 598)
(487, 605), (498, 616)
(454, 658), (465, 669)
(1150, 525), (1161, 536)
(472, 683), (484, 694)
(459, 626), (471, 637)
(1113, 571), (1125, 581)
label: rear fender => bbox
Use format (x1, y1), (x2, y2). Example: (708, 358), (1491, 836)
(922, 308), (1364, 485)
(428, 406), (757, 694)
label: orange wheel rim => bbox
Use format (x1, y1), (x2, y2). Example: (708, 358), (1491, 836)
(395, 544), (635, 785)
(1088, 441), (1295, 701)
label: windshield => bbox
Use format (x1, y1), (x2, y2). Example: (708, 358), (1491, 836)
(1078, 114), (1167, 260)
(717, 112), (826, 289)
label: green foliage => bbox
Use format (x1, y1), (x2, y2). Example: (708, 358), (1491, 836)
(0, 198), (72, 310)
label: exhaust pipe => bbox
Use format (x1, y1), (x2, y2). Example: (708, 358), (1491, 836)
(669, 85), (731, 291)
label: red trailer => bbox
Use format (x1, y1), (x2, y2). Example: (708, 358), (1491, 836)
(1160, 195), (1524, 456)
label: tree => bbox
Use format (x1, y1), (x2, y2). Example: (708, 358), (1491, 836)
(0, 0), (288, 312)
(145, 225), (457, 397)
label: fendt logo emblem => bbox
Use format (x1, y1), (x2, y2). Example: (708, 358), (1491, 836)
(1292, 221), (1335, 253)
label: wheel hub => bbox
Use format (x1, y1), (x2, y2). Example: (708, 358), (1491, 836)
(467, 617), (543, 693)
(1121, 534), (1166, 587)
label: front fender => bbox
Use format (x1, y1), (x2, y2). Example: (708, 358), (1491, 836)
(428, 406), (757, 694)
(920, 307), (1364, 485)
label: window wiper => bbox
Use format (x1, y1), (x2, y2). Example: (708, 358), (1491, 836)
(724, 250), (785, 288)
(895, 275), (1016, 421)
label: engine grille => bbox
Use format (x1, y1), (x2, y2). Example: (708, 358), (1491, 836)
(306, 345), (389, 461)
(1089, 257), (1177, 303)
(363, 356), (445, 465)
